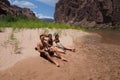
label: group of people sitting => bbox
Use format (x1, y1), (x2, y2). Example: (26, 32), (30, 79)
(35, 32), (75, 67)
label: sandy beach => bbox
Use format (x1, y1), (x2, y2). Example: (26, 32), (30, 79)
(0, 28), (120, 80)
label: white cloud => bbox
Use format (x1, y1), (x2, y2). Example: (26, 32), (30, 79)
(35, 12), (53, 19)
(12, 0), (37, 8)
(37, 0), (59, 7)
(8, 0), (12, 4)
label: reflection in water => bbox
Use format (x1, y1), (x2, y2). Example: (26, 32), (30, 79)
(88, 31), (120, 45)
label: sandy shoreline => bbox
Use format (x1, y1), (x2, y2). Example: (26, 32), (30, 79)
(0, 28), (85, 71)
(0, 28), (120, 80)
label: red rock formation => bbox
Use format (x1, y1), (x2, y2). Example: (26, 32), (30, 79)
(0, 0), (36, 18)
(54, 0), (120, 26)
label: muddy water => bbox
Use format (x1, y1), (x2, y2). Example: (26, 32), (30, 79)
(88, 31), (120, 45)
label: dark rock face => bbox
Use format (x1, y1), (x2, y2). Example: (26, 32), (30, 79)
(112, 0), (120, 26)
(0, 0), (10, 6)
(54, 0), (120, 26)
(0, 0), (36, 18)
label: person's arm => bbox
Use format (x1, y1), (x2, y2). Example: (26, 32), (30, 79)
(53, 39), (55, 42)
(46, 39), (52, 47)
(53, 39), (58, 47)
(37, 43), (46, 53)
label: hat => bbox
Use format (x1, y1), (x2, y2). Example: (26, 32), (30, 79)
(40, 32), (47, 37)
(53, 32), (58, 36)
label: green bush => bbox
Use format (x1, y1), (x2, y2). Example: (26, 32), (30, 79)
(0, 14), (86, 30)
(0, 15), (120, 31)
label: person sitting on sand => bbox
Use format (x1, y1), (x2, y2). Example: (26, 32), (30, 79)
(46, 33), (65, 54)
(35, 34), (67, 67)
(54, 33), (75, 53)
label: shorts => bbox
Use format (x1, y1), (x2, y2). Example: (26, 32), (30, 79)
(40, 50), (54, 58)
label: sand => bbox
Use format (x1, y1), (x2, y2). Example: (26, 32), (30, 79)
(0, 28), (120, 80)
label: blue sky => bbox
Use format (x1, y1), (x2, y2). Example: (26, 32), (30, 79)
(8, 0), (59, 19)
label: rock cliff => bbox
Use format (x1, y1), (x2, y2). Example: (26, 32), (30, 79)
(0, 0), (36, 18)
(54, 0), (120, 26)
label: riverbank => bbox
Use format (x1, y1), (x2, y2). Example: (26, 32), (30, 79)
(0, 28), (120, 80)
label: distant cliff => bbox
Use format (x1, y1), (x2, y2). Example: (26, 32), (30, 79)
(54, 0), (120, 27)
(0, 0), (36, 18)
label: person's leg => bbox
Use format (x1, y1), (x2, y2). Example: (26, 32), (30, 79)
(51, 47), (67, 62)
(51, 46), (65, 54)
(59, 43), (75, 52)
(55, 47), (66, 54)
(63, 46), (75, 52)
(44, 52), (60, 67)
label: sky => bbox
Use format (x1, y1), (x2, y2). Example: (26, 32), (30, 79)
(8, 0), (59, 19)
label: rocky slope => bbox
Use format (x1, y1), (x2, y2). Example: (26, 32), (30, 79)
(54, 0), (120, 27)
(0, 0), (36, 18)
